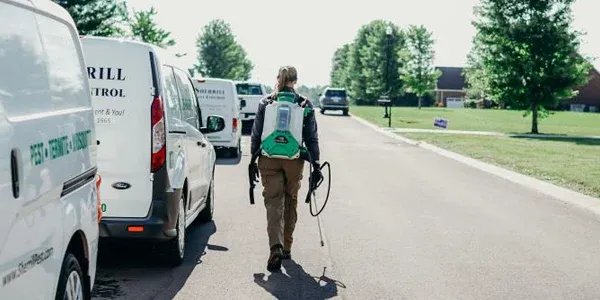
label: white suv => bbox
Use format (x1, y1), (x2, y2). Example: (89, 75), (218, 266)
(0, 0), (100, 299)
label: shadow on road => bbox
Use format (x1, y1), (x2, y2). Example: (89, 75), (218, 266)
(253, 260), (345, 300)
(509, 135), (600, 146)
(92, 221), (226, 300)
(216, 156), (242, 165)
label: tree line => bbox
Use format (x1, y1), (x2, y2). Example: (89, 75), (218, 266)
(329, 20), (441, 108)
(329, 0), (593, 133)
(53, 0), (254, 80)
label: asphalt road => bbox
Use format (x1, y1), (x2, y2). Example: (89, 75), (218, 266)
(92, 111), (600, 300)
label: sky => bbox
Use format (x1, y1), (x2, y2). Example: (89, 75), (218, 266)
(126, 0), (600, 87)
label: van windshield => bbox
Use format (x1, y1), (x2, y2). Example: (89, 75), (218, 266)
(325, 89), (347, 97)
(236, 83), (263, 95)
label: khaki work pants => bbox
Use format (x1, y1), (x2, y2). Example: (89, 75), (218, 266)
(257, 156), (305, 251)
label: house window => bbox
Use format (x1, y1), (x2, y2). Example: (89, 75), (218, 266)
(570, 104), (585, 112)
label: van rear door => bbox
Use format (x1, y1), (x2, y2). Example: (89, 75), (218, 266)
(237, 82), (264, 120)
(195, 79), (236, 143)
(81, 38), (153, 218)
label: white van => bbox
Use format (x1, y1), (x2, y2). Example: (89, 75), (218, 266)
(0, 0), (100, 299)
(193, 77), (242, 158)
(235, 81), (267, 130)
(80, 36), (226, 265)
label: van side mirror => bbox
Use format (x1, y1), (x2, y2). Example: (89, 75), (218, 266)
(240, 99), (247, 109)
(318, 93), (322, 97)
(201, 115), (225, 134)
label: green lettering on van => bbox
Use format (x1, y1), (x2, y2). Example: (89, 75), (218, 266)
(29, 129), (93, 166)
(72, 130), (92, 151)
(29, 142), (45, 166)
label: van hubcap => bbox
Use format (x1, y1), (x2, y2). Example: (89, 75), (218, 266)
(177, 197), (185, 256)
(65, 270), (83, 300)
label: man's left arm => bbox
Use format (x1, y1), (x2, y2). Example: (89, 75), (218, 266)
(302, 101), (320, 166)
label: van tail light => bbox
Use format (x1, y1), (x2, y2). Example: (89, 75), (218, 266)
(151, 96), (166, 172)
(96, 174), (102, 222)
(232, 118), (238, 133)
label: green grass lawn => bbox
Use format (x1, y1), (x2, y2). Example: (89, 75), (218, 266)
(401, 133), (600, 198)
(351, 106), (600, 136)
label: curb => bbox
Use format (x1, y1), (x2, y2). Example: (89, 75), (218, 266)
(389, 127), (600, 140)
(350, 114), (600, 216)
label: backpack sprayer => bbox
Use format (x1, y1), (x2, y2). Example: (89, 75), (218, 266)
(248, 92), (331, 246)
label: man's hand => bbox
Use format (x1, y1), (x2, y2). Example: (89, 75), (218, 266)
(249, 162), (260, 183)
(310, 164), (323, 190)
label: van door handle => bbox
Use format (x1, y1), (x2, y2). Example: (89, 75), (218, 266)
(197, 141), (206, 147)
(10, 149), (19, 198)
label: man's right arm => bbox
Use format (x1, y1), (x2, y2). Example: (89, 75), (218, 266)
(250, 98), (268, 157)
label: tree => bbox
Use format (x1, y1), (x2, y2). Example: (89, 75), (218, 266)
(400, 25), (442, 109)
(128, 7), (176, 48)
(330, 43), (352, 88)
(195, 19), (253, 81)
(53, 0), (128, 36)
(345, 20), (405, 105)
(468, 0), (592, 133)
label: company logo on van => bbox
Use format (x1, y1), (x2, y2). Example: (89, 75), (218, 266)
(111, 182), (131, 190)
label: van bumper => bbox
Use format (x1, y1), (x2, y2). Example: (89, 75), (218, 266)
(321, 104), (349, 110)
(99, 190), (182, 240)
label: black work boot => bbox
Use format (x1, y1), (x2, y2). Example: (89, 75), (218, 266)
(267, 244), (283, 272)
(282, 250), (291, 260)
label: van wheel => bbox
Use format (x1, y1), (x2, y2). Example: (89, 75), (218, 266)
(230, 144), (241, 158)
(55, 253), (86, 300)
(166, 193), (186, 266)
(320, 108), (325, 114)
(343, 109), (349, 116)
(198, 174), (214, 223)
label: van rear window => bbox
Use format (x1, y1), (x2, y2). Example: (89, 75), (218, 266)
(236, 84), (263, 95)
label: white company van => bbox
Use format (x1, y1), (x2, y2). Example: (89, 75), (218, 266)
(235, 81), (267, 130)
(0, 0), (100, 299)
(193, 77), (242, 158)
(80, 36), (226, 265)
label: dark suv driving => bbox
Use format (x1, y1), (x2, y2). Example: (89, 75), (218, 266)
(318, 88), (349, 115)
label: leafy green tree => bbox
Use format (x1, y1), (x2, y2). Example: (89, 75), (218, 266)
(330, 43), (352, 88)
(468, 0), (592, 133)
(346, 20), (405, 105)
(53, 0), (128, 36)
(128, 7), (175, 48)
(195, 19), (253, 81)
(400, 25), (441, 109)
(296, 85), (327, 104)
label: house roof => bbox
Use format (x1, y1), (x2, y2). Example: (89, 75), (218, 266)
(435, 67), (466, 90)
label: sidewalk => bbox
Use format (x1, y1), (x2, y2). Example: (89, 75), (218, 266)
(385, 127), (600, 140)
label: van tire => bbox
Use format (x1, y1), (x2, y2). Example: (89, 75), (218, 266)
(229, 145), (241, 158)
(198, 174), (215, 223)
(165, 194), (186, 266)
(55, 253), (87, 300)
(320, 108), (325, 114)
(343, 109), (349, 116)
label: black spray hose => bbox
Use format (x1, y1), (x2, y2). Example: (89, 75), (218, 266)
(248, 148), (331, 217)
(248, 148), (263, 205)
(304, 151), (332, 217)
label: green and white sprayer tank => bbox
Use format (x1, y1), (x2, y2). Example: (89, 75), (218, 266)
(260, 92), (310, 159)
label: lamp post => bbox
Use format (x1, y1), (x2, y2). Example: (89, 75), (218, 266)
(385, 25), (393, 128)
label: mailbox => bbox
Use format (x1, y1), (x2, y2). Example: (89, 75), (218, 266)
(377, 96), (392, 127)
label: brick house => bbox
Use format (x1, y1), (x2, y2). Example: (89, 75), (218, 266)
(433, 66), (467, 108)
(562, 66), (600, 112)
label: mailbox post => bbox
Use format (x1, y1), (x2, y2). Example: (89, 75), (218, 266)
(377, 96), (392, 128)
